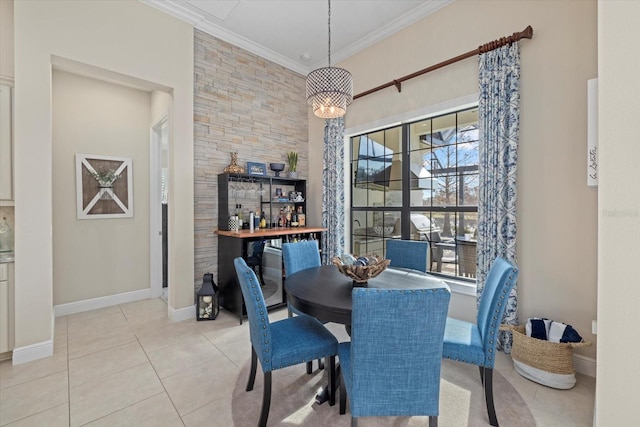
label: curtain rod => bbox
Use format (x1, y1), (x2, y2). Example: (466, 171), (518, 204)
(353, 25), (534, 100)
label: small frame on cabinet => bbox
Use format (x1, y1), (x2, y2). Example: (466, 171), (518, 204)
(76, 153), (133, 219)
(247, 162), (267, 176)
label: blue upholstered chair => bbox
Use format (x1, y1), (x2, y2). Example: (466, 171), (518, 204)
(282, 239), (324, 372)
(234, 257), (338, 427)
(442, 256), (519, 427)
(338, 287), (451, 427)
(385, 239), (430, 272)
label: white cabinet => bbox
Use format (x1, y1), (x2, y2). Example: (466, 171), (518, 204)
(0, 262), (14, 353)
(0, 84), (13, 201)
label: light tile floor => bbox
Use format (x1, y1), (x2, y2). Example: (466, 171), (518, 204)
(0, 298), (595, 426)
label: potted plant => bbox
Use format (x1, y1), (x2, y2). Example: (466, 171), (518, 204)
(287, 151), (298, 178)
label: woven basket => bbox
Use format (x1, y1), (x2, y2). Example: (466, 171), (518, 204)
(332, 256), (390, 283)
(504, 325), (591, 375)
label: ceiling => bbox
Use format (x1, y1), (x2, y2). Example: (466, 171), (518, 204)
(142, 0), (453, 75)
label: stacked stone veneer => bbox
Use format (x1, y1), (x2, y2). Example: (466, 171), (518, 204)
(194, 30), (309, 285)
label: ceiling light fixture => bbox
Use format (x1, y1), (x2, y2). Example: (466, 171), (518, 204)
(305, 0), (353, 119)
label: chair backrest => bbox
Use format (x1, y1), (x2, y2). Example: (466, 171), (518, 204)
(476, 257), (519, 358)
(282, 240), (321, 277)
(234, 257), (273, 371)
(349, 287), (450, 417)
(385, 239), (430, 272)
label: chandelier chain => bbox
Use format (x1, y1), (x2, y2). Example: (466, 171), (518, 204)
(327, 0), (331, 68)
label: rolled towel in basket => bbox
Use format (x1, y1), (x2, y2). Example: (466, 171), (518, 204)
(525, 318), (551, 340)
(548, 321), (583, 343)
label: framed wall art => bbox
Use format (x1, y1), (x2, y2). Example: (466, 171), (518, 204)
(76, 153), (133, 219)
(247, 162), (267, 176)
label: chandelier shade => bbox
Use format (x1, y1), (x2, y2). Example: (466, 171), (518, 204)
(306, 0), (353, 119)
(306, 66), (353, 119)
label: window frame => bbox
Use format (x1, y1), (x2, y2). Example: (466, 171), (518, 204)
(348, 106), (479, 283)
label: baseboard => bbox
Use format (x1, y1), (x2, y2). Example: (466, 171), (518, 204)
(54, 289), (152, 317)
(169, 304), (195, 322)
(573, 353), (596, 378)
(12, 340), (53, 365)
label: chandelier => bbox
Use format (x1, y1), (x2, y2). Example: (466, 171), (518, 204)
(306, 0), (353, 119)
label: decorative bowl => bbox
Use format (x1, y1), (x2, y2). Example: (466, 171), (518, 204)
(332, 256), (390, 284)
(269, 163), (286, 177)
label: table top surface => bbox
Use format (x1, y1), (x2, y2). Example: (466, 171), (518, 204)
(285, 265), (449, 326)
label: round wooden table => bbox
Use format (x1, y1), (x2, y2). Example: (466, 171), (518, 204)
(285, 265), (450, 327)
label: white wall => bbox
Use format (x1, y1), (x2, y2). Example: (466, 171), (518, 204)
(52, 70), (151, 305)
(596, 1), (640, 423)
(13, 0), (193, 358)
(0, 0), (13, 81)
(310, 0), (598, 359)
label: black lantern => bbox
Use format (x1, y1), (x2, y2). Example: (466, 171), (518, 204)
(196, 273), (219, 320)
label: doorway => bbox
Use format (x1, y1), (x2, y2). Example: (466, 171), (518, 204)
(151, 114), (169, 299)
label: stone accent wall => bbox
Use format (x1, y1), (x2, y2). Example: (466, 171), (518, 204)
(194, 29), (309, 284)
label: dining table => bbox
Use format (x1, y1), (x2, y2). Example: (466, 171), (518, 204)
(285, 264), (450, 404)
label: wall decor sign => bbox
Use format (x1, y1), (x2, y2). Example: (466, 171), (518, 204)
(76, 153), (133, 219)
(587, 78), (598, 188)
(247, 162), (267, 176)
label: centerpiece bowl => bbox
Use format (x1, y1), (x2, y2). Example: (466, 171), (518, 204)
(332, 255), (390, 286)
(269, 163), (285, 177)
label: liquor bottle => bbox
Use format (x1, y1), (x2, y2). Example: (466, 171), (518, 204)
(249, 211), (255, 231)
(236, 204), (243, 229)
(259, 211), (267, 228)
(297, 206), (306, 227)
(278, 208), (283, 227)
(291, 209), (299, 227)
(254, 209), (260, 229)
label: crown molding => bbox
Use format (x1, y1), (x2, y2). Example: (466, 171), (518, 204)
(310, 0), (454, 70)
(142, 0), (453, 75)
(141, 0), (308, 75)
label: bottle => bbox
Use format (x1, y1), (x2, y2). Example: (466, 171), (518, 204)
(249, 211), (255, 231)
(291, 209), (299, 227)
(254, 210), (261, 229)
(297, 206), (306, 227)
(236, 204), (243, 229)
(278, 208), (283, 227)
(260, 211), (267, 228)
(0, 217), (14, 252)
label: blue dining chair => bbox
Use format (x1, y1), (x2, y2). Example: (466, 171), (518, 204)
(234, 257), (338, 427)
(442, 256), (519, 427)
(385, 239), (430, 272)
(338, 287), (451, 427)
(283, 240), (324, 372)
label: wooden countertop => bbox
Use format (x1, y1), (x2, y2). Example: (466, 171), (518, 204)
(215, 226), (327, 239)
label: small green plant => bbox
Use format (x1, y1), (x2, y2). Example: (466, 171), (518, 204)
(287, 151), (298, 172)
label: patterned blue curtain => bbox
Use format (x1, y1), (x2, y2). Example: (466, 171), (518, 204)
(477, 43), (520, 352)
(322, 117), (345, 264)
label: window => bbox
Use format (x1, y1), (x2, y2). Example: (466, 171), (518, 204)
(350, 107), (479, 281)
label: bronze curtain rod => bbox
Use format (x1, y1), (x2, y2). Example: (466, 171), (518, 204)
(353, 25), (534, 100)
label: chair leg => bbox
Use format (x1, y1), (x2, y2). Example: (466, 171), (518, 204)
(351, 417), (357, 427)
(318, 358), (324, 370)
(327, 356), (336, 406)
(484, 367), (499, 427)
(339, 365), (347, 415)
(429, 416), (438, 427)
(258, 371), (272, 427)
(479, 365), (485, 385)
(246, 346), (257, 391)
(306, 361), (313, 374)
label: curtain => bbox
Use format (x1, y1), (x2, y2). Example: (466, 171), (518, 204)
(477, 43), (520, 353)
(322, 117), (345, 264)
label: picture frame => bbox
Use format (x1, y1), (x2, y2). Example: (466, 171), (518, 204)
(247, 162), (267, 176)
(76, 153), (133, 219)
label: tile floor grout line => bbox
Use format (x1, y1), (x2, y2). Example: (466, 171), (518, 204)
(134, 334), (187, 426)
(75, 391), (167, 427)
